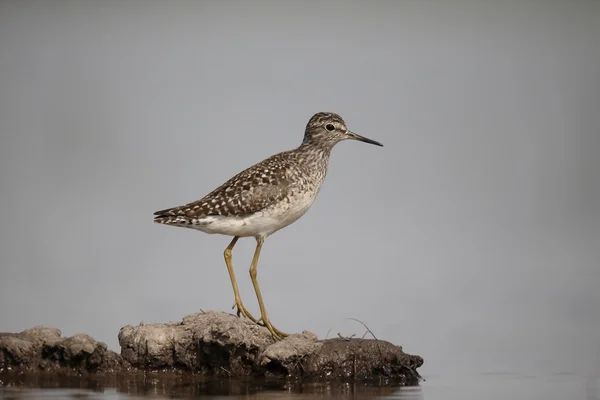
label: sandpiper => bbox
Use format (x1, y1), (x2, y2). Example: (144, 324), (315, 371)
(153, 112), (383, 339)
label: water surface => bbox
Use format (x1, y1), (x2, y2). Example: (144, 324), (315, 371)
(1, 371), (594, 399)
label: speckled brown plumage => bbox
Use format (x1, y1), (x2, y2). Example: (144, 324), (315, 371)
(154, 151), (302, 223)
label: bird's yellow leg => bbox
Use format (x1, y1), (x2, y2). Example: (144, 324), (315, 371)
(249, 237), (289, 340)
(223, 236), (257, 322)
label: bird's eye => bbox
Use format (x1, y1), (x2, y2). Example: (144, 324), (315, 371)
(325, 124), (335, 132)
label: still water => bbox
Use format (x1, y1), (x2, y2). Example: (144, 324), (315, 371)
(0, 371), (596, 400)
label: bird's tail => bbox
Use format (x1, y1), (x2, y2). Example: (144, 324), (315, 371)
(153, 207), (185, 225)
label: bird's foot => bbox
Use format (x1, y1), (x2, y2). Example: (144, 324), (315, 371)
(231, 301), (257, 323)
(257, 317), (289, 340)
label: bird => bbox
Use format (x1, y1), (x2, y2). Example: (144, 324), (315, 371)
(153, 112), (383, 340)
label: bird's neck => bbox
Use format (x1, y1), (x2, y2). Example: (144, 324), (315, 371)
(296, 141), (332, 163)
(295, 142), (332, 181)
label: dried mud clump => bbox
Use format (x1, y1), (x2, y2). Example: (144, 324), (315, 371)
(0, 327), (123, 374)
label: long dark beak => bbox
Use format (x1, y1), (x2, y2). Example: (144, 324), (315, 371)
(346, 130), (383, 147)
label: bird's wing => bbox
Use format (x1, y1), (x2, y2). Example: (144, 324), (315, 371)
(154, 152), (296, 220)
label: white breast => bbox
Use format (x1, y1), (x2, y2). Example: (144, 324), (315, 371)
(262, 190), (317, 235)
(189, 189), (319, 238)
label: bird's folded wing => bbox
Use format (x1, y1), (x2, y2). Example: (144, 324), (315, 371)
(154, 154), (295, 220)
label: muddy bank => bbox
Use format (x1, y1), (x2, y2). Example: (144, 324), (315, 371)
(1, 311), (422, 385)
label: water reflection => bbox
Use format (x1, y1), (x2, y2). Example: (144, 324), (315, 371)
(0, 373), (423, 399)
(2, 372), (592, 399)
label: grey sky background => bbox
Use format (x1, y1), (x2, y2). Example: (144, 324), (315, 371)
(0, 0), (598, 382)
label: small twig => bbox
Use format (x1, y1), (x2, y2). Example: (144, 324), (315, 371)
(326, 317), (380, 341)
(345, 318), (379, 341)
(325, 326), (333, 339)
(337, 333), (356, 341)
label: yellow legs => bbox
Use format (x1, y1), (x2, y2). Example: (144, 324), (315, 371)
(249, 237), (289, 340)
(223, 236), (257, 323)
(222, 235), (289, 340)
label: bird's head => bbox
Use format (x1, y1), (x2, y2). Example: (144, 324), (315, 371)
(302, 112), (383, 149)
